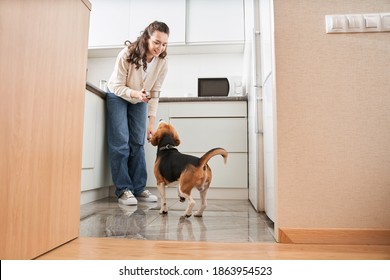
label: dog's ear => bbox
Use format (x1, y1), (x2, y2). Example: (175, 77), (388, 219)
(172, 128), (181, 146)
(150, 133), (159, 146)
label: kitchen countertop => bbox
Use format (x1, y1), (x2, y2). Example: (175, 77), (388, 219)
(159, 96), (247, 102)
(86, 82), (247, 102)
(86, 82), (106, 99)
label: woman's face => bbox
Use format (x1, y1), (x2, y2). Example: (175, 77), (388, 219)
(147, 31), (168, 58)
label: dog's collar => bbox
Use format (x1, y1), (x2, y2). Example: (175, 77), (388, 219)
(159, 144), (177, 151)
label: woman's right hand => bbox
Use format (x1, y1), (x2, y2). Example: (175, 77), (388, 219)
(131, 88), (148, 102)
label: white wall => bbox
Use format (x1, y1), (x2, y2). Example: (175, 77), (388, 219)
(87, 52), (244, 97)
(87, 57), (115, 90)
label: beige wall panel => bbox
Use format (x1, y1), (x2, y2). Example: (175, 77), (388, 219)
(274, 0), (390, 230)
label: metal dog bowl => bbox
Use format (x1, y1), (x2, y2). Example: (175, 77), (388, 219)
(145, 90), (161, 98)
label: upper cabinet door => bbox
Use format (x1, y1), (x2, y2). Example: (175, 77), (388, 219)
(88, 0), (245, 52)
(88, 0), (130, 48)
(187, 0), (244, 44)
(129, 0), (186, 45)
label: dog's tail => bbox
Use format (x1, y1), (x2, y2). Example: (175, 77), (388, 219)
(199, 148), (228, 168)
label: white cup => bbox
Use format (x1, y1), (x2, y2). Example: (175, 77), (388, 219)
(99, 80), (108, 92)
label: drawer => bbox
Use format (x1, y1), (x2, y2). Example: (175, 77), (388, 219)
(170, 117), (247, 153)
(169, 101), (247, 117)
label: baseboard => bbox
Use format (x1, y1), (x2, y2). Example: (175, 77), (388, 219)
(80, 186), (110, 205)
(279, 228), (390, 245)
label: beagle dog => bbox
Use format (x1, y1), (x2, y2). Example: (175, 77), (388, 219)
(150, 121), (228, 218)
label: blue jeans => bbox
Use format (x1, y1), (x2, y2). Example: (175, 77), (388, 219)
(106, 92), (147, 198)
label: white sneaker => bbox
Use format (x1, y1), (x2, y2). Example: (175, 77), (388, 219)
(136, 190), (158, 202)
(118, 190), (137, 206)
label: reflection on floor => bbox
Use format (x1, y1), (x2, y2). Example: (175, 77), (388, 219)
(80, 197), (275, 243)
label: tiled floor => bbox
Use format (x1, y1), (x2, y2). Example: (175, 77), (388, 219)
(80, 197), (276, 243)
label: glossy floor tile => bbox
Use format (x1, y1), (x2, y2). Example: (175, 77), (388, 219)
(80, 197), (275, 243)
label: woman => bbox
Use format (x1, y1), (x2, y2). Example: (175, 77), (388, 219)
(106, 21), (169, 206)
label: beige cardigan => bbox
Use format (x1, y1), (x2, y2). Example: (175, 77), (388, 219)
(108, 47), (168, 117)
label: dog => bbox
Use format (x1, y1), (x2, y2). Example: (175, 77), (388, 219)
(150, 121), (228, 218)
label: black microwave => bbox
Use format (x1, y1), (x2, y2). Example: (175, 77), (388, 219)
(198, 77), (243, 97)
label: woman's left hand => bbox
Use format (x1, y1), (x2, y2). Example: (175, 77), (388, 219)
(147, 116), (156, 142)
(147, 126), (155, 142)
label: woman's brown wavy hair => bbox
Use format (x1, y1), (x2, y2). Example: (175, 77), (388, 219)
(126, 21), (169, 71)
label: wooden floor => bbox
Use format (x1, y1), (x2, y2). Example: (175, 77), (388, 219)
(36, 237), (390, 260)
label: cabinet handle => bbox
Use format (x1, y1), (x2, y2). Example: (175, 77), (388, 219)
(255, 93), (263, 135)
(252, 29), (262, 88)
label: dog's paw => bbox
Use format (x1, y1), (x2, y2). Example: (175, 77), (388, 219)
(179, 196), (186, 203)
(160, 210), (168, 215)
(194, 212), (203, 217)
(183, 213), (192, 218)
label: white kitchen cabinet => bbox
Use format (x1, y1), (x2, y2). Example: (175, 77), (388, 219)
(186, 0), (244, 44)
(145, 101), (247, 189)
(88, 0), (185, 48)
(88, 0), (245, 54)
(88, 0), (130, 48)
(170, 118), (247, 188)
(169, 101), (246, 117)
(170, 118), (247, 153)
(129, 0), (186, 45)
(81, 90), (97, 169)
(81, 90), (112, 192)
